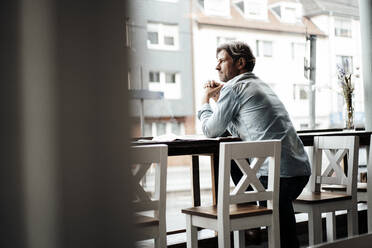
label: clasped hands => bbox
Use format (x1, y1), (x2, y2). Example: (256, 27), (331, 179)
(202, 80), (223, 104)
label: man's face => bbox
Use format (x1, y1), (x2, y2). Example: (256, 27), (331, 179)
(215, 49), (239, 82)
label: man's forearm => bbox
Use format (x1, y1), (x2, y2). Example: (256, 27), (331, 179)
(202, 95), (210, 104)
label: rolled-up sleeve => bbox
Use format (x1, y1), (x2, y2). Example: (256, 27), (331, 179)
(197, 87), (240, 138)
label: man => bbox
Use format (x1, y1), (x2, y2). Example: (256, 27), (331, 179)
(198, 41), (311, 248)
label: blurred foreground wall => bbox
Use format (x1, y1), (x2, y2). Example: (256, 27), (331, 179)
(0, 0), (133, 247)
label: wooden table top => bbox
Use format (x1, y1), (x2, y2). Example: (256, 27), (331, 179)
(131, 129), (372, 155)
(297, 129), (372, 146)
(132, 136), (240, 156)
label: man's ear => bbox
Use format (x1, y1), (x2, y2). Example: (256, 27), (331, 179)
(237, 57), (246, 70)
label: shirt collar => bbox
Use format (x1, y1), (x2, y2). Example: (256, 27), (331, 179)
(225, 72), (256, 86)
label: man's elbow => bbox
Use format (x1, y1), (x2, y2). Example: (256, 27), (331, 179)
(202, 126), (220, 138)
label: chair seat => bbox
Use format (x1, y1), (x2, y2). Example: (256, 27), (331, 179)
(295, 191), (351, 204)
(182, 203), (272, 219)
(135, 214), (159, 227)
(322, 182), (367, 192)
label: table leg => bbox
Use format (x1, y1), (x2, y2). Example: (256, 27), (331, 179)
(210, 153), (219, 205)
(191, 155), (201, 207)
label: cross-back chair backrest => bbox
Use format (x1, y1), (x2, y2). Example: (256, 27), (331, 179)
(130, 145), (168, 216)
(217, 140), (281, 216)
(311, 136), (359, 195)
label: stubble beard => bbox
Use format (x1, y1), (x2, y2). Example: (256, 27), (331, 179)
(219, 73), (229, 82)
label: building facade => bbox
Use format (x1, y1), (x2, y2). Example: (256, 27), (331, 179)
(126, 0), (195, 137)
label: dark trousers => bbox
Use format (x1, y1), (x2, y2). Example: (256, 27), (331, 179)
(231, 162), (309, 248)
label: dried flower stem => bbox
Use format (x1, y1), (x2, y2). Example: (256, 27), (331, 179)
(337, 65), (354, 129)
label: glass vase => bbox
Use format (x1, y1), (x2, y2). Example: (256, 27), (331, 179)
(343, 95), (354, 130)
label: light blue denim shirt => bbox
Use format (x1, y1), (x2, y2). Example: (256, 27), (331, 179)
(198, 72), (311, 177)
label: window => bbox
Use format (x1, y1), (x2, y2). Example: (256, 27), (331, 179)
(293, 84), (308, 100)
(270, 2), (302, 24)
(147, 31), (159, 45)
(234, 0), (268, 20)
(144, 123), (153, 137)
(291, 42), (305, 60)
(125, 18), (132, 48)
(149, 71), (160, 83)
(148, 71), (181, 99)
(256, 40), (273, 57)
(171, 121), (181, 135)
(145, 121), (185, 136)
(203, 0), (230, 17)
(334, 18), (352, 37)
(165, 73), (176, 84)
(156, 122), (166, 136)
(283, 7), (296, 23)
(147, 22), (179, 50)
(271, 6), (281, 17)
(336, 55), (353, 74)
(216, 36), (236, 46)
(164, 36), (174, 46)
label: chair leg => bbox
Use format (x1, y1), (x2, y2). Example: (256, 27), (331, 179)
(326, 212), (336, 242)
(308, 209), (322, 245)
(155, 232), (167, 247)
(233, 230), (245, 248)
(347, 207), (359, 236)
(155, 216), (167, 248)
(186, 215), (198, 248)
(218, 225), (230, 248)
(268, 213), (280, 248)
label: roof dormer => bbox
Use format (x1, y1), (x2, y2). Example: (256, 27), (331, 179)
(234, 0), (268, 21)
(198, 0), (231, 17)
(270, 1), (303, 24)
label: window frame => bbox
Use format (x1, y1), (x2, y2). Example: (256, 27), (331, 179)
(256, 40), (273, 57)
(204, 0), (230, 17)
(147, 22), (179, 51)
(334, 18), (352, 38)
(234, 0), (268, 20)
(144, 121), (185, 136)
(149, 71), (161, 83)
(148, 71), (181, 99)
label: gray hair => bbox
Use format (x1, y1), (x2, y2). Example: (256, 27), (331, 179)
(216, 41), (256, 72)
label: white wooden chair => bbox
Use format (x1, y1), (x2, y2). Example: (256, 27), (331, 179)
(131, 145), (168, 247)
(322, 135), (371, 203)
(293, 136), (359, 245)
(182, 140), (281, 248)
(322, 182), (367, 203)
